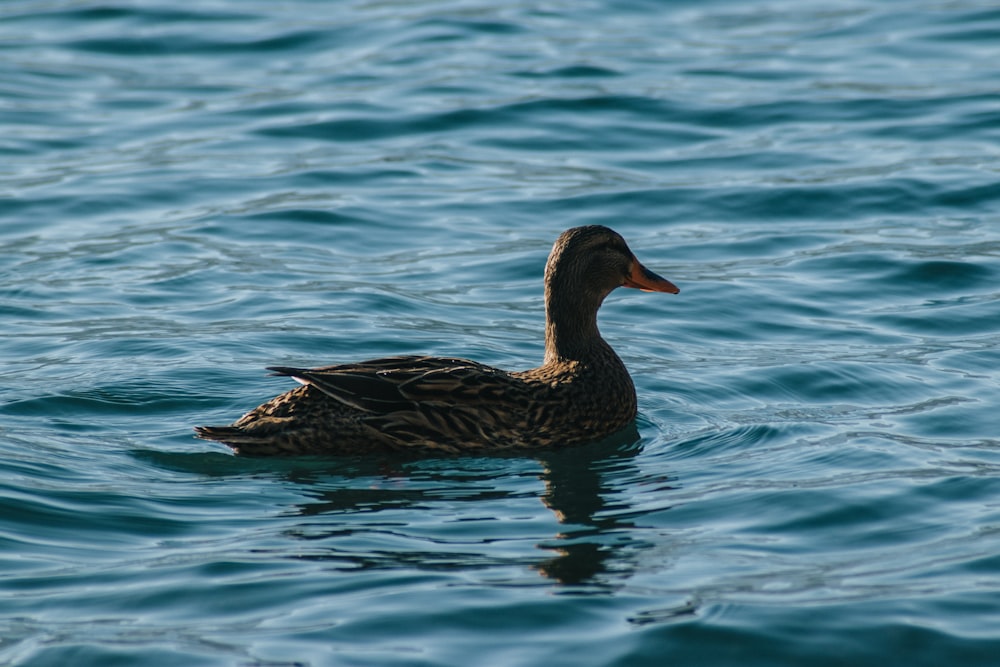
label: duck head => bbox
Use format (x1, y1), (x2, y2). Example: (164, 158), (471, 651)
(545, 225), (678, 302)
(543, 225), (678, 363)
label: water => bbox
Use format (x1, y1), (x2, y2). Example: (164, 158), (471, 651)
(2, 0), (1000, 664)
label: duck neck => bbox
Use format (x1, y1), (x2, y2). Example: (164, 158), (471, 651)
(543, 290), (605, 365)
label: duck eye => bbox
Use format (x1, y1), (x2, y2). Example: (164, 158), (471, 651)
(593, 239), (623, 255)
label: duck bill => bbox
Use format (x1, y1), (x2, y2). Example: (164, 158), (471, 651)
(624, 258), (680, 294)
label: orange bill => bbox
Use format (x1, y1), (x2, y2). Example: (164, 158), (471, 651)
(623, 258), (680, 294)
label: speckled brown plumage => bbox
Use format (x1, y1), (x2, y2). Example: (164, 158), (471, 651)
(194, 225), (679, 456)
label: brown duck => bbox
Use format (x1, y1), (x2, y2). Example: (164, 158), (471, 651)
(195, 225), (678, 455)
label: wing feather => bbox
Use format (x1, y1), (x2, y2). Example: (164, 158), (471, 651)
(266, 356), (521, 430)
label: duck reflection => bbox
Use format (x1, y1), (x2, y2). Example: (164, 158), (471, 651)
(188, 421), (667, 586)
(533, 422), (650, 585)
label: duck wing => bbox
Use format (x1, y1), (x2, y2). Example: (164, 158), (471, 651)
(267, 355), (514, 414)
(267, 355), (529, 449)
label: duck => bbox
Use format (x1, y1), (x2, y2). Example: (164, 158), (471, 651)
(194, 225), (679, 456)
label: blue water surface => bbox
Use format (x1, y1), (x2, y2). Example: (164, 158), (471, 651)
(2, 0), (1000, 665)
